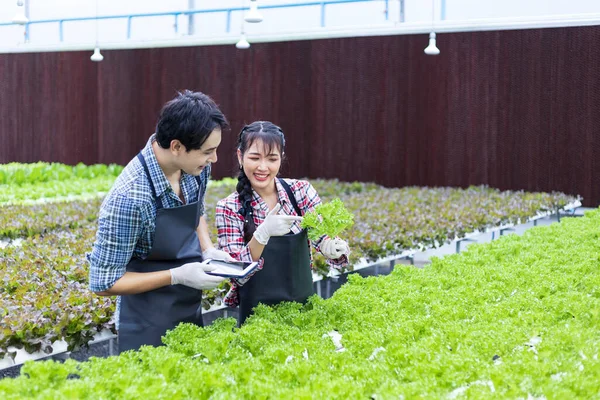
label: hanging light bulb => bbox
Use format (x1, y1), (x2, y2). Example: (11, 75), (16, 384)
(12, 11), (28, 25)
(12, 0), (28, 25)
(424, 0), (440, 55)
(90, 47), (104, 62)
(424, 32), (440, 55)
(89, 0), (104, 62)
(236, 34), (250, 49)
(244, 0), (263, 23)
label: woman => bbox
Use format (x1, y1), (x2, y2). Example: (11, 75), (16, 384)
(215, 121), (350, 325)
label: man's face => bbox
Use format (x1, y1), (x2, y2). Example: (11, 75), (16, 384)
(175, 127), (221, 176)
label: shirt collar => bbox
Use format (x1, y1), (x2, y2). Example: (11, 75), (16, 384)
(140, 134), (172, 199)
(250, 178), (292, 211)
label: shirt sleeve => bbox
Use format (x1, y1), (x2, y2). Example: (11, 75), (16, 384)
(215, 199), (254, 263)
(216, 198), (265, 307)
(87, 193), (143, 292)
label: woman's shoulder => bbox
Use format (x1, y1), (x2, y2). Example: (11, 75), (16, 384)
(280, 178), (312, 191)
(216, 191), (242, 211)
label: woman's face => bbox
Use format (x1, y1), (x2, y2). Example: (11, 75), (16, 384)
(239, 138), (282, 192)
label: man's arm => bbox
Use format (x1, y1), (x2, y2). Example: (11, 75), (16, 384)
(197, 215), (214, 252)
(198, 215), (237, 261)
(89, 193), (174, 296)
(96, 271), (172, 296)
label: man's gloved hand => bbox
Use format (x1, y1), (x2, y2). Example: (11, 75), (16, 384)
(170, 261), (225, 290)
(320, 238), (350, 260)
(253, 203), (303, 245)
(202, 247), (236, 262)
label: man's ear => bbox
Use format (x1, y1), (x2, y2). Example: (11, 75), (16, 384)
(170, 140), (184, 155)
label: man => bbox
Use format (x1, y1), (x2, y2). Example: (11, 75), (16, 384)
(88, 90), (234, 352)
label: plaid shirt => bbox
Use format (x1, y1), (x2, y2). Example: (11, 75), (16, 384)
(216, 178), (348, 307)
(87, 134), (211, 325)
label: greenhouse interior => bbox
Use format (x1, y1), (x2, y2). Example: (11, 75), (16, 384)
(1, 0), (599, 398)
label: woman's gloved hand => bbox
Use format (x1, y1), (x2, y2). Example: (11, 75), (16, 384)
(202, 247), (236, 262)
(319, 238), (350, 260)
(254, 203), (303, 245)
(170, 261), (225, 290)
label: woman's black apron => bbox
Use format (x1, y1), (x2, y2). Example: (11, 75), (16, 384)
(237, 179), (314, 326)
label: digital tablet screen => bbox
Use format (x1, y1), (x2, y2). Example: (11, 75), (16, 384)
(204, 259), (259, 278)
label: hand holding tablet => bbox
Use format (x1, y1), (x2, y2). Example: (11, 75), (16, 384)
(203, 259), (260, 279)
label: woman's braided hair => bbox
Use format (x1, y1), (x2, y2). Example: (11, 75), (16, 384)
(236, 121), (286, 243)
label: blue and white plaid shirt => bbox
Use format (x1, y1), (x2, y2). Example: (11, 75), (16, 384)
(87, 134), (210, 324)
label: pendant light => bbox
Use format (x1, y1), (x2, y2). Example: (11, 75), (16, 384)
(244, 0), (263, 23)
(90, 0), (103, 62)
(12, 0), (28, 25)
(236, 34), (250, 49)
(236, 0), (251, 49)
(424, 0), (440, 55)
(424, 32), (440, 55)
(91, 48), (104, 61)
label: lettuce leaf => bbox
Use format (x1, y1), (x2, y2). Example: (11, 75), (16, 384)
(301, 198), (354, 241)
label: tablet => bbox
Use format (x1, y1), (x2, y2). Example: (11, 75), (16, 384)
(204, 259), (260, 279)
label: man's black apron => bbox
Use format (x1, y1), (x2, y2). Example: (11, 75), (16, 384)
(118, 153), (205, 353)
(237, 179), (314, 326)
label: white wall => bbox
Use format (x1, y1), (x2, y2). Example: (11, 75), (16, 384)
(0, 0), (598, 49)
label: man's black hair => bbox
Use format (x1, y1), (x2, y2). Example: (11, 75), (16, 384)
(155, 90), (228, 151)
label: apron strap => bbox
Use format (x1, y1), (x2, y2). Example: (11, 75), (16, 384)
(195, 172), (204, 216)
(278, 178), (302, 216)
(137, 152), (164, 210)
(194, 174), (202, 187)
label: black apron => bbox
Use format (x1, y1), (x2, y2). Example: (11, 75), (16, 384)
(118, 153), (205, 353)
(237, 179), (314, 326)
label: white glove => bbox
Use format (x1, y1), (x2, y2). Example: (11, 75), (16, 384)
(170, 261), (225, 290)
(202, 247), (236, 262)
(253, 203), (303, 246)
(320, 238), (350, 260)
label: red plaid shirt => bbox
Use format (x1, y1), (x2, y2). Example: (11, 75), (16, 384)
(216, 178), (348, 307)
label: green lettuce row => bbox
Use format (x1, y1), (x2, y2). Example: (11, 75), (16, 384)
(1, 209), (598, 398)
(2, 180), (580, 265)
(209, 181), (578, 263)
(0, 176), (117, 205)
(0, 228), (115, 359)
(340, 185), (578, 261)
(0, 226), (227, 359)
(0, 199), (102, 239)
(0, 181), (580, 358)
(0, 163), (123, 186)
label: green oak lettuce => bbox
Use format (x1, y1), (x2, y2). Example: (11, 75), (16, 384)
(300, 198), (355, 241)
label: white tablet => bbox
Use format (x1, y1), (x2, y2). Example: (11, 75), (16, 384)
(204, 259), (260, 279)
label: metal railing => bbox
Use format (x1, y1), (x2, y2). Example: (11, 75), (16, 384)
(1, 0), (392, 43)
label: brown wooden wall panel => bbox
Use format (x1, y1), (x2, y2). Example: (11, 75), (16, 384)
(0, 52), (99, 165)
(0, 25), (599, 206)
